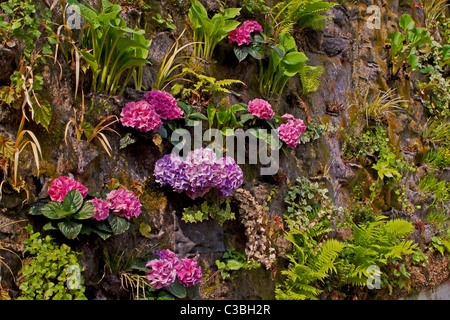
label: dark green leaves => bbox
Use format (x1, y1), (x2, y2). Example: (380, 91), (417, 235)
(29, 189), (97, 240)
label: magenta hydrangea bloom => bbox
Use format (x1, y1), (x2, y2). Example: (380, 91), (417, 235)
(48, 176), (88, 202)
(176, 257), (202, 287)
(143, 90), (183, 120)
(217, 156), (244, 198)
(106, 189), (142, 220)
(145, 259), (177, 289)
(277, 117), (307, 148)
(120, 100), (162, 132)
(248, 98), (275, 119)
(90, 198), (109, 221)
(228, 20), (263, 46)
(153, 153), (190, 193)
(157, 249), (180, 268)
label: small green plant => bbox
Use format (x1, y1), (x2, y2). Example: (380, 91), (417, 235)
(215, 248), (261, 280)
(188, 0), (241, 60)
(258, 32), (309, 97)
(417, 174), (450, 206)
(67, 0), (151, 95)
(351, 88), (408, 125)
(429, 236), (450, 256)
(424, 147), (450, 169)
(182, 198), (235, 225)
(387, 14), (432, 75)
(267, 0), (336, 38)
(153, 13), (176, 31)
(423, 118), (450, 146)
(276, 229), (345, 300)
(17, 225), (87, 300)
(152, 29), (200, 91)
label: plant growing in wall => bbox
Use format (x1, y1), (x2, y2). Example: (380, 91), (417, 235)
(29, 176), (142, 240)
(188, 0), (241, 60)
(17, 225), (87, 300)
(67, 0), (151, 95)
(258, 32), (310, 97)
(388, 14), (432, 75)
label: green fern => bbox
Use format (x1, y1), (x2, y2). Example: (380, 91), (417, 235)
(299, 65), (324, 95)
(341, 216), (416, 287)
(287, 0), (337, 30)
(276, 230), (345, 300)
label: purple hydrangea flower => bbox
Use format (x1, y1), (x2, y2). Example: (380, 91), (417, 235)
(153, 154), (190, 192)
(154, 148), (243, 199)
(216, 156), (244, 198)
(157, 249), (180, 268)
(184, 148), (224, 199)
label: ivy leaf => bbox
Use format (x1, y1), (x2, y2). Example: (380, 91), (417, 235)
(58, 220), (83, 239)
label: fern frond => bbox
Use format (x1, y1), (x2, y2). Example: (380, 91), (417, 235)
(299, 65), (323, 94)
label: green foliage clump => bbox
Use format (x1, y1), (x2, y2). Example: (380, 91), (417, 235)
(388, 14), (432, 75)
(182, 198), (235, 225)
(18, 225), (86, 300)
(277, 177), (418, 299)
(215, 248), (261, 280)
(188, 0), (241, 60)
(67, 0), (151, 95)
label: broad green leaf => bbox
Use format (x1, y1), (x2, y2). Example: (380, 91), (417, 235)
(399, 14), (415, 32)
(234, 46), (249, 62)
(387, 31), (405, 57)
(41, 201), (70, 220)
(73, 201), (95, 220)
(226, 260), (244, 270)
(166, 279), (187, 298)
(107, 215), (130, 234)
(207, 104), (216, 128)
(62, 189), (84, 214)
(32, 100), (52, 131)
(58, 220), (83, 239)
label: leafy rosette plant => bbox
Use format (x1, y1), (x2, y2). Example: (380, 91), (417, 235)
(30, 177), (141, 240)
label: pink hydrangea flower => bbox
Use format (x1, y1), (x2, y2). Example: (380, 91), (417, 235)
(144, 90), (183, 120)
(277, 117), (307, 148)
(242, 20), (263, 33)
(106, 189), (142, 220)
(248, 98), (274, 119)
(228, 20), (263, 46)
(145, 259), (177, 289)
(90, 198), (109, 221)
(176, 257), (202, 287)
(157, 249), (180, 268)
(120, 100), (162, 132)
(48, 176), (88, 202)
